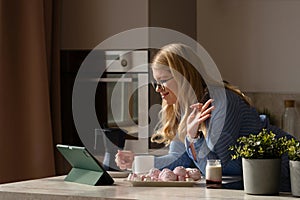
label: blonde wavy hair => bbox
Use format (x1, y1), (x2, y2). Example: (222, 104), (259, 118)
(150, 43), (251, 145)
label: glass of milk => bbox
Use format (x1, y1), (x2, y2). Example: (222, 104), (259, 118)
(205, 159), (222, 184)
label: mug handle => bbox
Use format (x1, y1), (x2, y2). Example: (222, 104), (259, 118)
(130, 160), (135, 173)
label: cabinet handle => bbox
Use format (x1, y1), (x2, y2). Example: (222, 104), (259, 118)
(98, 78), (133, 82)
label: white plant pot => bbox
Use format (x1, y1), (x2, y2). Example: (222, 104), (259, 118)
(242, 158), (281, 195)
(289, 160), (300, 197)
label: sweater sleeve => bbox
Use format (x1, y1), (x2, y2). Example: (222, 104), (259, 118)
(154, 140), (192, 170)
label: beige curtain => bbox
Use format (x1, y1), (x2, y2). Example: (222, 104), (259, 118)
(0, 0), (63, 183)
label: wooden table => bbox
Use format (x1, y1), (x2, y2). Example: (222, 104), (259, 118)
(0, 176), (297, 200)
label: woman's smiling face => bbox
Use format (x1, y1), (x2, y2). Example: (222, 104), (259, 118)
(152, 68), (178, 105)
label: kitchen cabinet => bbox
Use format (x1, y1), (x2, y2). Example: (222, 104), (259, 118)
(61, 0), (148, 49)
(61, 0), (196, 49)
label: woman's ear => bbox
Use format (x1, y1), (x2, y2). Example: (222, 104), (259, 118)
(151, 133), (164, 144)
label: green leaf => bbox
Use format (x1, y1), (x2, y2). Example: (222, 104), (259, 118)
(229, 129), (292, 160)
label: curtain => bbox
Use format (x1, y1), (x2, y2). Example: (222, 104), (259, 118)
(0, 0), (63, 183)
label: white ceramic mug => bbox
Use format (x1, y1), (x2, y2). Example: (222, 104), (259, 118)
(132, 154), (154, 174)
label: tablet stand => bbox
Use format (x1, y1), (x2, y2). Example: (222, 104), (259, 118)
(65, 167), (114, 186)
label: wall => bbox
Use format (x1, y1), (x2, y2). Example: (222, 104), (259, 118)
(196, 0), (300, 138)
(197, 0), (300, 93)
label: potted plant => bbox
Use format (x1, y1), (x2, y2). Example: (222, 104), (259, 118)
(286, 138), (300, 197)
(229, 129), (289, 195)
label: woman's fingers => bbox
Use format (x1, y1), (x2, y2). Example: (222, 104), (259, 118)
(190, 102), (203, 109)
(189, 99), (214, 116)
(115, 150), (134, 170)
(198, 113), (211, 123)
(115, 150), (124, 166)
(194, 112), (211, 124)
(190, 99), (213, 111)
(187, 99), (214, 138)
(188, 99), (214, 125)
(201, 99), (214, 112)
(200, 105), (215, 117)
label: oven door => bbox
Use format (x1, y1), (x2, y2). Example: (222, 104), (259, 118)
(96, 72), (149, 153)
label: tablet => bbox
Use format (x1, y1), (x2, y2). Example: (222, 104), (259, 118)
(56, 144), (114, 186)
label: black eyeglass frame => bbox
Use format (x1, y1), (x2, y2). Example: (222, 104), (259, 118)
(151, 77), (174, 90)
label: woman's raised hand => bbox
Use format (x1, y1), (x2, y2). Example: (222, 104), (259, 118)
(115, 150), (134, 170)
(187, 99), (215, 138)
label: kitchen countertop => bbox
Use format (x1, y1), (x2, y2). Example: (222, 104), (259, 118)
(0, 175), (297, 200)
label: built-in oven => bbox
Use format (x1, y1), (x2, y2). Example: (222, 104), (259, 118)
(94, 50), (149, 155)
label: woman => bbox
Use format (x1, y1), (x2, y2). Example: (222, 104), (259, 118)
(115, 43), (292, 191)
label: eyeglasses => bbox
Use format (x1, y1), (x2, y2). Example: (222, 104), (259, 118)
(151, 77), (174, 90)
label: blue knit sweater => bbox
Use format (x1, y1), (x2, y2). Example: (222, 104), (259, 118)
(154, 88), (293, 191)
